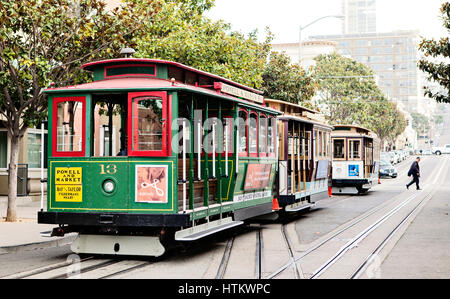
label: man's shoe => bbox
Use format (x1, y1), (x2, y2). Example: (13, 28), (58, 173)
(417, 188), (422, 191)
(406, 184), (409, 190)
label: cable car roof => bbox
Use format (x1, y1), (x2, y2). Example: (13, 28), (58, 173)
(45, 77), (282, 114)
(278, 115), (333, 130)
(81, 58), (264, 95)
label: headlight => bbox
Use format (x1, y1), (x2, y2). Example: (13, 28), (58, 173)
(103, 180), (115, 193)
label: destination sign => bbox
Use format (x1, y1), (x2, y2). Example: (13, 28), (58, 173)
(55, 167), (83, 202)
(214, 82), (264, 104)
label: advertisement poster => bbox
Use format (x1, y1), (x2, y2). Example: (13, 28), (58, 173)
(136, 165), (168, 203)
(244, 164), (272, 191)
(349, 164), (360, 177)
(55, 167), (83, 202)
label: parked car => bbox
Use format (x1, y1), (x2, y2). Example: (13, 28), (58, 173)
(381, 152), (395, 165)
(423, 149), (432, 155)
(379, 160), (398, 179)
(390, 151), (401, 164)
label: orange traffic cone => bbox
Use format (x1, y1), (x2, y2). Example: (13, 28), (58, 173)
(378, 178), (381, 184)
(272, 198), (280, 211)
(328, 187), (333, 197)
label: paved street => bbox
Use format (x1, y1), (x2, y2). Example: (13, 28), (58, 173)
(1, 153), (449, 279)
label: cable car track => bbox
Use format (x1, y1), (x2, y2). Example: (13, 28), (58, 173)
(267, 156), (447, 279)
(215, 237), (234, 279)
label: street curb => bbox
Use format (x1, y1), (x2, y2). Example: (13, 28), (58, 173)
(0, 234), (77, 255)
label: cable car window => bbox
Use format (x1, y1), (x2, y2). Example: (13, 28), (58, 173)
(319, 131), (323, 157)
(223, 117), (233, 155)
(333, 139), (346, 160)
(238, 110), (248, 155)
(133, 97), (163, 151)
(249, 113), (258, 154)
(259, 115), (267, 155)
(349, 139), (361, 160)
(267, 117), (275, 155)
(53, 97), (86, 157)
(129, 92), (168, 157)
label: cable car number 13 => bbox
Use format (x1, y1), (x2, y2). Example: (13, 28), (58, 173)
(99, 164), (117, 175)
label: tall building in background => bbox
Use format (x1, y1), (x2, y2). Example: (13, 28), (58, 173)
(311, 30), (425, 113)
(271, 41), (337, 69)
(342, 0), (377, 34)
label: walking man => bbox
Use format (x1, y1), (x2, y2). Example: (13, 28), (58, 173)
(407, 157), (421, 190)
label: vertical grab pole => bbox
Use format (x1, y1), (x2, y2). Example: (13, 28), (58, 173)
(218, 101), (223, 220)
(225, 119), (229, 177)
(303, 126), (307, 191)
(291, 125), (295, 195)
(297, 123), (302, 192)
(189, 97), (195, 212)
(197, 121), (201, 181)
(236, 118), (239, 175)
(183, 120), (187, 213)
(212, 120), (216, 178)
(40, 121), (45, 212)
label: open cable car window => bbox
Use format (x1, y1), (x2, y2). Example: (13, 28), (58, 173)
(128, 92), (169, 157)
(259, 114), (267, 156)
(267, 117), (275, 157)
(52, 96), (86, 157)
(333, 139), (346, 160)
(249, 112), (258, 156)
(238, 109), (248, 157)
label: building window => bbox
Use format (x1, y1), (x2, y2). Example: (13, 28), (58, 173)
(28, 132), (44, 168)
(0, 131), (7, 168)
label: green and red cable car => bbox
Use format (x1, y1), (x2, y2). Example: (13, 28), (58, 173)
(38, 55), (337, 256)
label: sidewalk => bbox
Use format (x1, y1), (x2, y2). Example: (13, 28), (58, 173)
(0, 197), (76, 253)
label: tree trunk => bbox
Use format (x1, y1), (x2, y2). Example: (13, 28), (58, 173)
(6, 135), (19, 222)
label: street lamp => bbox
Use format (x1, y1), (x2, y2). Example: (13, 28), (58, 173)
(299, 15), (344, 67)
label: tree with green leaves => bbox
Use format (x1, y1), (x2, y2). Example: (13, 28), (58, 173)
(418, 2), (450, 103)
(132, 0), (273, 89)
(0, 0), (161, 222)
(313, 53), (406, 146)
(261, 52), (316, 106)
(410, 112), (430, 138)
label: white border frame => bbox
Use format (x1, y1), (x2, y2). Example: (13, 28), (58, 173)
(135, 165), (169, 204)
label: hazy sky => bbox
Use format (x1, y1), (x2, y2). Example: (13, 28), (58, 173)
(206, 0), (448, 43)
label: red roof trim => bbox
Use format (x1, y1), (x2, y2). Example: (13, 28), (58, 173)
(82, 58), (263, 95)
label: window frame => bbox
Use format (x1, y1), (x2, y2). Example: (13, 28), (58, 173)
(238, 109), (248, 157)
(52, 96), (86, 158)
(104, 64), (157, 79)
(127, 91), (170, 157)
(259, 114), (267, 157)
(248, 111), (259, 157)
(0, 129), (9, 170)
(332, 138), (347, 161)
(27, 129), (48, 169)
(348, 138), (362, 161)
(267, 116), (276, 158)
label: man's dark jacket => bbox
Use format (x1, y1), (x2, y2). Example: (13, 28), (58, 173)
(408, 161), (420, 177)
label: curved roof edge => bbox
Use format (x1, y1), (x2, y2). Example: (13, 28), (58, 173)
(81, 58), (263, 95)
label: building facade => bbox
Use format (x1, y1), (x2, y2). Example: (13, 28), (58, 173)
(271, 41), (338, 69)
(342, 0), (377, 34)
(311, 30), (429, 115)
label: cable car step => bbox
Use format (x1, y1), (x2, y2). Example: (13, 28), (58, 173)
(40, 231), (53, 238)
(175, 217), (244, 242)
(285, 202), (315, 213)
